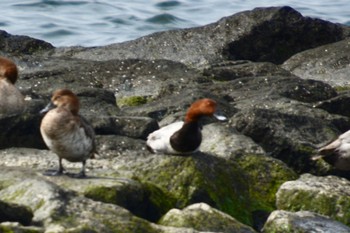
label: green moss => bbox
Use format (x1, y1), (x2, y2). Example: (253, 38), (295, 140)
(2, 187), (28, 202)
(279, 190), (350, 226)
(64, 225), (98, 233)
(141, 181), (177, 216)
(133, 156), (253, 226)
(202, 165), (252, 225)
(334, 85), (350, 92)
(34, 199), (46, 211)
(297, 144), (316, 155)
(0, 226), (14, 233)
(84, 186), (118, 204)
(236, 154), (298, 213)
(84, 181), (177, 223)
(0, 180), (14, 191)
(0, 225), (42, 233)
(117, 96), (148, 107)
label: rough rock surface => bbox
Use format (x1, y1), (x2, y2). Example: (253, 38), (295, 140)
(262, 210), (350, 233)
(282, 38), (350, 87)
(0, 5), (350, 233)
(276, 174), (350, 226)
(159, 203), (257, 233)
(51, 6), (350, 67)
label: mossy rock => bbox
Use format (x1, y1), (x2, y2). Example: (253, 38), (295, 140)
(334, 85), (350, 92)
(84, 180), (176, 222)
(117, 96), (148, 107)
(0, 224), (44, 233)
(130, 153), (253, 226)
(235, 154), (298, 229)
(276, 174), (350, 226)
(236, 154), (298, 212)
(159, 203), (257, 233)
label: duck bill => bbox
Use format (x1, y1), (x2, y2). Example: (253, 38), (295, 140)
(40, 102), (56, 114)
(214, 112), (227, 121)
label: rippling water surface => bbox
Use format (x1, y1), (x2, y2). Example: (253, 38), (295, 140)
(0, 0), (349, 47)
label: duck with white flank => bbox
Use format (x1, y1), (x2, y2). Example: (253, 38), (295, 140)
(146, 98), (226, 155)
(0, 56), (25, 115)
(40, 89), (97, 178)
(312, 130), (350, 171)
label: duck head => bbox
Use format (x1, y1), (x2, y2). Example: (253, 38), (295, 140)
(0, 56), (18, 84)
(184, 98), (226, 123)
(40, 89), (80, 115)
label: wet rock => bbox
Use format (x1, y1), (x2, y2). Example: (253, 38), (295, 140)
(262, 210), (350, 233)
(231, 101), (350, 173)
(282, 38), (350, 87)
(127, 152), (253, 226)
(315, 90), (350, 118)
(53, 6), (350, 68)
(19, 58), (206, 103)
(0, 30), (54, 55)
(203, 61), (291, 81)
(0, 200), (33, 226)
(235, 154), (298, 231)
(159, 203), (257, 233)
(276, 174), (350, 226)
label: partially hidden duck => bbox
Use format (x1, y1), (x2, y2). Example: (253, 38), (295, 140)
(146, 98), (226, 155)
(312, 130), (350, 171)
(40, 89), (97, 178)
(0, 56), (25, 115)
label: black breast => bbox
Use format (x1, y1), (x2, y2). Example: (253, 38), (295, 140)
(170, 122), (202, 153)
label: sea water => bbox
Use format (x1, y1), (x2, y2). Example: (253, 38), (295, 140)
(0, 0), (349, 47)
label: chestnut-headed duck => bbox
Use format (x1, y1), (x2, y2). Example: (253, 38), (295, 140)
(312, 130), (350, 170)
(0, 56), (25, 115)
(40, 89), (97, 178)
(146, 98), (226, 155)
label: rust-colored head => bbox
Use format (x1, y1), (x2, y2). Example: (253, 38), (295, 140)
(41, 89), (80, 115)
(0, 57), (18, 84)
(185, 98), (218, 122)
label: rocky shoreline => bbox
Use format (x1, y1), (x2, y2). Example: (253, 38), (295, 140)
(0, 6), (350, 233)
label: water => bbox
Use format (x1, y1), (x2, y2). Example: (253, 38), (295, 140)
(0, 0), (349, 47)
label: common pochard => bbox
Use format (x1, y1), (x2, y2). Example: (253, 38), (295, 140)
(313, 130), (350, 170)
(40, 89), (97, 178)
(0, 56), (25, 115)
(146, 98), (226, 154)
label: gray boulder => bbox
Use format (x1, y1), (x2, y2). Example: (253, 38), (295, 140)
(276, 174), (350, 226)
(0, 30), (53, 55)
(53, 6), (350, 67)
(159, 203), (256, 233)
(262, 210), (350, 233)
(283, 38), (350, 87)
(0, 173), (208, 233)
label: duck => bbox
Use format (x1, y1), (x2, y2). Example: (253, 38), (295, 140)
(146, 98), (226, 155)
(312, 130), (350, 170)
(40, 89), (97, 178)
(0, 56), (25, 115)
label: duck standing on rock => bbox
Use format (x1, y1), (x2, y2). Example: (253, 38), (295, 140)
(40, 89), (97, 178)
(146, 98), (226, 155)
(312, 130), (350, 171)
(0, 56), (25, 115)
